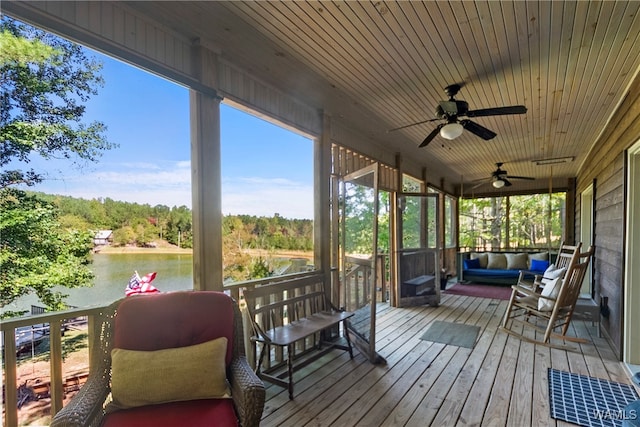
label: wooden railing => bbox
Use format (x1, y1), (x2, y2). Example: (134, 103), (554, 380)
(1, 306), (106, 427)
(343, 254), (388, 310)
(1, 272), (326, 427)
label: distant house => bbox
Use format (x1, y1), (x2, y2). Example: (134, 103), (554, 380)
(93, 230), (113, 246)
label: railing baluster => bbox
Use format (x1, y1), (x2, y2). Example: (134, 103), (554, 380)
(1, 306), (104, 426)
(49, 319), (64, 416)
(3, 327), (18, 427)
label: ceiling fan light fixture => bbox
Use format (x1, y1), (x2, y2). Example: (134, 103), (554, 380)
(440, 122), (464, 140)
(492, 178), (506, 188)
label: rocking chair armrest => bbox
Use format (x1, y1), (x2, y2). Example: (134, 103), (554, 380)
(511, 283), (541, 298)
(50, 371), (111, 427)
(228, 356), (265, 427)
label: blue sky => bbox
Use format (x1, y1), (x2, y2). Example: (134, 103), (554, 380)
(26, 49), (314, 219)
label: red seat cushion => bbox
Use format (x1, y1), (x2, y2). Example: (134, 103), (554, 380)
(101, 399), (238, 427)
(113, 291), (235, 365)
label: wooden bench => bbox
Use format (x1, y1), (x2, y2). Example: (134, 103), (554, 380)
(243, 275), (354, 399)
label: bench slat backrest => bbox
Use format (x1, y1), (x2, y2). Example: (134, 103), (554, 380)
(243, 275), (331, 341)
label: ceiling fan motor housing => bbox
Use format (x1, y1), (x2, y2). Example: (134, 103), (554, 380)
(437, 100), (469, 117)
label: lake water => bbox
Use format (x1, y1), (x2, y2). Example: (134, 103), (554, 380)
(3, 253), (194, 315)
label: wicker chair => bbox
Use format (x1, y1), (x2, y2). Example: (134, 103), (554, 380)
(51, 291), (265, 427)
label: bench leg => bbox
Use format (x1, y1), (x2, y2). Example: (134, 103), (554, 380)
(343, 320), (354, 359)
(287, 344), (294, 399)
(255, 342), (267, 375)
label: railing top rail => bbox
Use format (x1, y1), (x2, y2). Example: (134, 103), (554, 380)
(223, 270), (324, 291)
(1, 305), (106, 331)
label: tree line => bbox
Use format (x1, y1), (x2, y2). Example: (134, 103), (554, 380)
(37, 192), (314, 252)
(459, 193), (566, 250)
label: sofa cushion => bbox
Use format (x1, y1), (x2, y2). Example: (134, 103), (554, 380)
(470, 253), (488, 268)
(505, 253), (528, 270)
(530, 259), (550, 272)
(528, 251), (549, 268)
(102, 398), (238, 427)
(110, 337), (231, 410)
(464, 258), (481, 269)
(487, 253), (507, 269)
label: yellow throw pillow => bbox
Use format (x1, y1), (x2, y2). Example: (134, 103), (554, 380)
(110, 337), (231, 410)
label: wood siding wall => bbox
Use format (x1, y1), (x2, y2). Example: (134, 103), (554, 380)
(576, 74), (640, 358)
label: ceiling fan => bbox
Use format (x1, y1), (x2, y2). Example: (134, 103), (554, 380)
(474, 163), (535, 189)
(388, 83), (527, 148)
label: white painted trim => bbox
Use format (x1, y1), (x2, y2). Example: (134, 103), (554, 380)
(580, 183), (594, 295)
(624, 140), (640, 365)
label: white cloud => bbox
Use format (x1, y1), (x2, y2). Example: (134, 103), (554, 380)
(32, 161), (192, 208)
(30, 162), (313, 218)
(222, 176), (313, 219)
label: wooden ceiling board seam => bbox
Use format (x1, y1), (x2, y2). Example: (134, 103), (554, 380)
(578, 1), (632, 134)
(567, 1), (616, 147)
(560, 0), (598, 156)
(230, 2), (377, 101)
(573, 6), (640, 163)
(556, 3), (579, 161)
(490, 1), (530, 161)
(356, 3), (456, 123)
(583, 1), (640, 131)
(474, 1), (517, 108)
(410, 1), (472, 100)
(315, 2), (429, 124)
(383, 3), (452, 115)
(512, 1), (536, 157)
(400, 2), (458, 100)
(333, 8), (437, 137)
(231, 2), (408, 133)
(552, 0), (579, 160)
(524, 0), (545, 159)
(543, 0), (566, 160)
(432, 2), (482, 96)
(450, 2), (501, 109)
(355, 2), (440, 119)
(576, 2), (637, 156)
(520, 0), (538, 153)
(224, 2), (363, 105)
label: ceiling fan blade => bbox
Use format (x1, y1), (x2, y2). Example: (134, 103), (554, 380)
(507, 175), (535, 181)
(502, 178), (513, 187)
(419, 124), (443, 147)
(460, 119), (497, 140)
(465, 105), (527, 117)
(471, 180), (488, 190)
(387, 117), (440, 133)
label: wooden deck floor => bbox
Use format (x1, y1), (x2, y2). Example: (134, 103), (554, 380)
(260, 293), (635, 426)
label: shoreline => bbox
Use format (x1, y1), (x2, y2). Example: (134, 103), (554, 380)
(95, 245), (313, 259)
(95, 246), (192, 255)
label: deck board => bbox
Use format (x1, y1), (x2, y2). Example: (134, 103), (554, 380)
(261, 294), (633, 426)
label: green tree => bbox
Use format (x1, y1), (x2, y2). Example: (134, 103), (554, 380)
(0, 189), (94, 317)
(1, 18), (112, 316)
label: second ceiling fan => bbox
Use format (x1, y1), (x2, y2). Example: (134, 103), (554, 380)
(390, 83), (527, 147)
(473, 162), (535, 189)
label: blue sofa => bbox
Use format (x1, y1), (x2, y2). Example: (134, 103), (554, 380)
(457, 251), (552, 286)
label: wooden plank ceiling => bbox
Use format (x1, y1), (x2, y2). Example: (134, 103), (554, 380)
(125, 1), (640, 192)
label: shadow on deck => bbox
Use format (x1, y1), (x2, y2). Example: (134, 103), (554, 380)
(260, 293), (635, 426)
